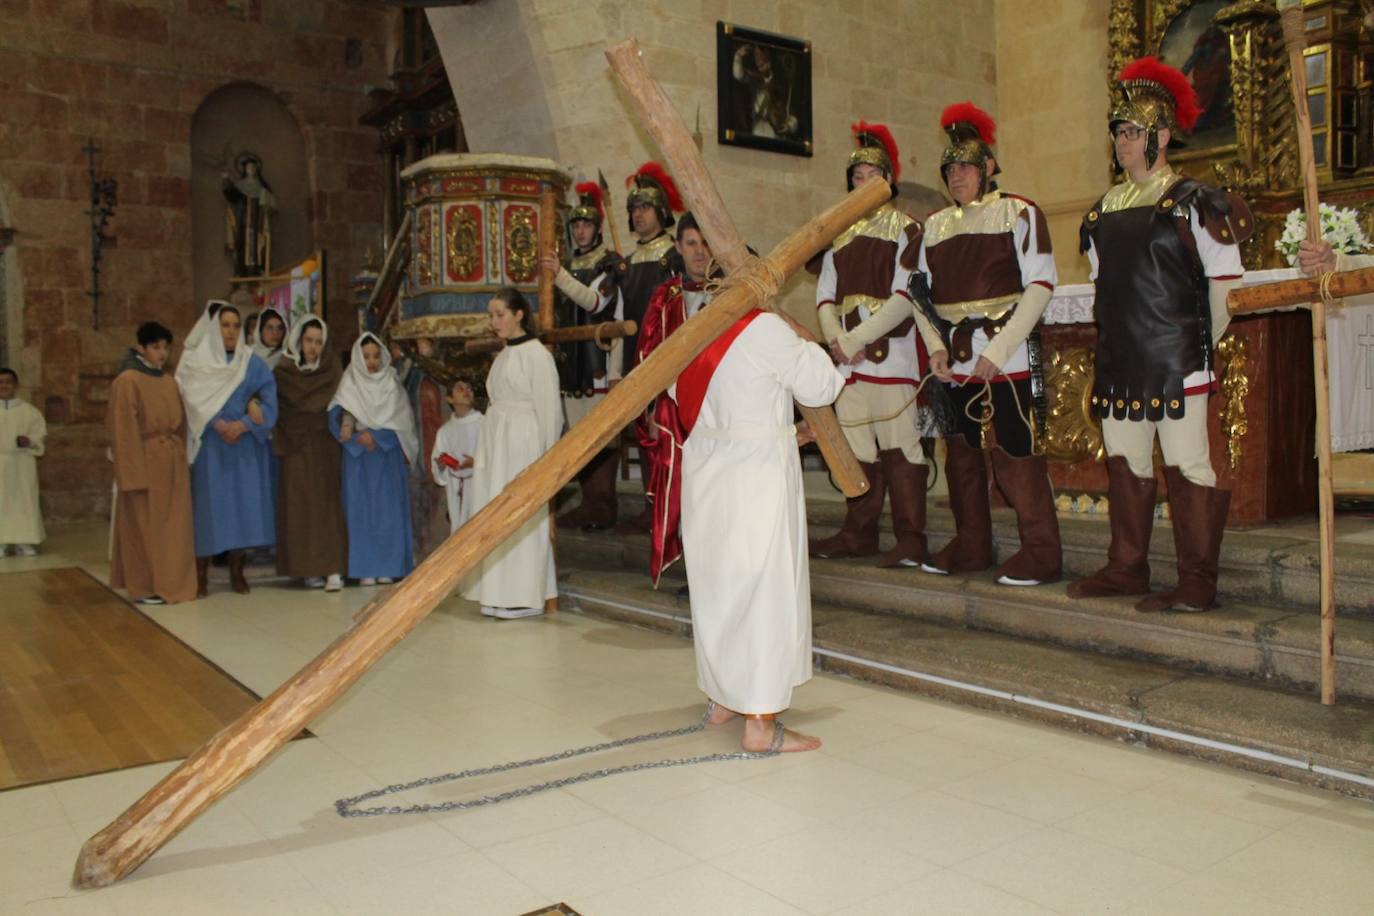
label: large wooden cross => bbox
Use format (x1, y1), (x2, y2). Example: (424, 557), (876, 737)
(71, 52), (888, 888)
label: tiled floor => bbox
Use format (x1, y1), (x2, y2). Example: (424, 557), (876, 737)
(3, 525), (1374, 915)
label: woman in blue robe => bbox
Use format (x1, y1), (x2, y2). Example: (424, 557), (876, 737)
(328, 332), (416, 585)
(176, 301), (277, 596)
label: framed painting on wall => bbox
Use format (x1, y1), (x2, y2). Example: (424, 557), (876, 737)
(716, 22), (813, 157)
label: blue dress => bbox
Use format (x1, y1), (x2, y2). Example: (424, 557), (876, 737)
(191, 355), (278, 556)
(329, 406), (414, 579)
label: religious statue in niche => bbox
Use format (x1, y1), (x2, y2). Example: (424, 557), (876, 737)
(222, 153), (276, 278)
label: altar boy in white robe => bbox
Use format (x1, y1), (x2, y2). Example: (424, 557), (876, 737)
(673, 309), (845, 752)
(0, 368), (46, 556)
(430, 379), (482, 533)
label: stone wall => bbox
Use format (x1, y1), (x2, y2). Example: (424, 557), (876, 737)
(428, 0), (999, 321)
(994, 0), (1110, 282)
(0, 0), (396, 522)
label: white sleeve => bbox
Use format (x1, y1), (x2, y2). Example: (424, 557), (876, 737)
(429, 426), (449, 484)
(980, 207), (1057, 369)
(1087, 237), (1100, 282)
(554, 268), (603, 313)
(889, 229), (913, 295)
(748, 313), (846, 408)
(815, 250), (842, 343)
(913, 241), (946, 356)
(533, 348), (563, 452)
(1190, 205), (1244, 279)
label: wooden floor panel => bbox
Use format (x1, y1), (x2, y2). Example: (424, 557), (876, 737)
(0, 568), (261, 791)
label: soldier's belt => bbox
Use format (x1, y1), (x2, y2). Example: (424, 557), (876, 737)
(933, 293), (1020, 323)
(837, 293), (887, 316)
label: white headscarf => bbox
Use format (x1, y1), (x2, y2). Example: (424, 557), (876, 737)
(283, 314), (328, 371)
(328, 332), (418, 464)
(176, 300), (252, 463)
(252, 309), (287, 369)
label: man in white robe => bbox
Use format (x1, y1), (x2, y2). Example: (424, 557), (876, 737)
(672, 309), (845, 752)
(0, 369), (45, 555)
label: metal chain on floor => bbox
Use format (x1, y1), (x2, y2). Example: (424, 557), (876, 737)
(334, 709), (778, 818)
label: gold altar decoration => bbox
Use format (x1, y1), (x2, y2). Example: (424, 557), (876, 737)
(1043, 346), (1105, 463)
(445, 206), (479, 280)
(1216, 332), (1251, 469)
(1106, 1), (1374, 270)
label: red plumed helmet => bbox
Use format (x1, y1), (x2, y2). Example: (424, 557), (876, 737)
(940, 102), (996, 146)
(850, 120), (900, 182)
(626, 161), (684, 213)
(1116, 56), (1201, 132)
(573, 181), (604, 220)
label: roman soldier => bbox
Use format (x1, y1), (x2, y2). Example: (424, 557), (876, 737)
(636, 212), (715, 587)
(543, 181), (622, 530)
(808, 121), (929, 569)
(616, 161), (683, 534)
(913, 102), (1062, 586)
(1069, 57), (1251, 612)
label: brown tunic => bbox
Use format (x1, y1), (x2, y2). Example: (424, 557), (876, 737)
(273, 351), (348, 578)
(107, 368), (198, 603)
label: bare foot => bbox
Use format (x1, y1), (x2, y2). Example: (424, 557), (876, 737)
(742, 718), (821, 753)
(705, 701), (738, 726)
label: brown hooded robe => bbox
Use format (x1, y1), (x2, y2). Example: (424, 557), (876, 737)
(273, 349), (348, 578)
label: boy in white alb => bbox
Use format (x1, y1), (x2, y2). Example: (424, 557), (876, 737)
(431, 379), (483, 533)
(0, 368), (46, 556)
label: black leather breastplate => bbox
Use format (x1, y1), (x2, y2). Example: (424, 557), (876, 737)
(1088, 205), (1209, 422)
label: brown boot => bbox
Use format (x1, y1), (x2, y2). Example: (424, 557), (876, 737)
(876, 450), (929, 568)
(990, 449), (1062, 585)
(922, 436), (993, 575)
(1137, 467), (1231, 613)
(228, 549), (251, 595)
(1066, 456), (1157, 599)
(613, 447), (653, 535)
(581, 448), (620, 530)
(810, 461), (885, 559)
(559, 449), (619, 530)
(196, 557), (209, 598)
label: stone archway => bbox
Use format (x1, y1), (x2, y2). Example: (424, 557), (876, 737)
(190, 83), (311, 310)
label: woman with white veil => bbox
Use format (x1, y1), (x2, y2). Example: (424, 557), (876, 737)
(328, 332), (416, 585)
(176, 300), (278, 596)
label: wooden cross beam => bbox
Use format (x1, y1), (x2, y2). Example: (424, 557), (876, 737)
(463, 320), (639, 355)
(606, 39), (869, 498)
(1228, 267), (1374, 315)
(70, 137), (891, 891)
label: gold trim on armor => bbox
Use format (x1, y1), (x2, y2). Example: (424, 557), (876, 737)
(1100, 166), (1177, 214)
(932, 292), (1020, 322)
(830, 204), (913, 254)
(629, 233), (675, 265)
(923, 191), (1026, 248)
(570, 242), (609, 272)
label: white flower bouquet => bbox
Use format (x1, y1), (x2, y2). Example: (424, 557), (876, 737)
(1275, 203), (1370, 266)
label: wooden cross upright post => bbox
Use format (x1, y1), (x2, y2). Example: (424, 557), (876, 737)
(605, 39), (870, 499)
(1226, 3), (1339, 705)
(538, 187), (560, 612)
(70, 156), (892, 890)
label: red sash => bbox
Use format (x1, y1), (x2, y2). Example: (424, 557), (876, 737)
(676, 309), (764, 438)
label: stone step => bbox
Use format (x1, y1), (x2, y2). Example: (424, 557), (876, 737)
(587, 483), (1374, 617)
(557, 566), (1374, 800)
(556, 526), (1374, 703)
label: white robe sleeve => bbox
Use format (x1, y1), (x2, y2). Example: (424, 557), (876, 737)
(25, 402), (47, 458)
(1191, 205), (1245, 343)
(815, 250), (843, 344)
(530, 347), (563, 452)
(747, 314), (846, 408)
